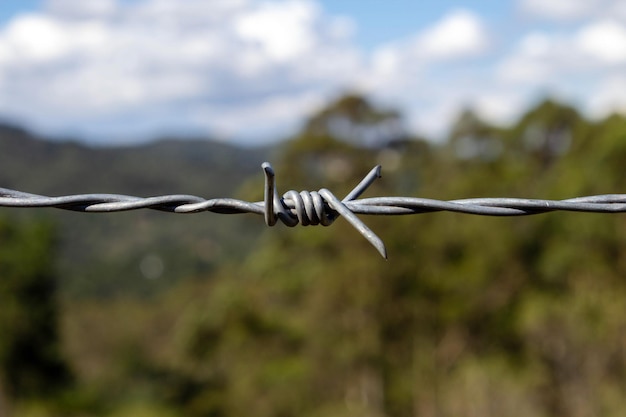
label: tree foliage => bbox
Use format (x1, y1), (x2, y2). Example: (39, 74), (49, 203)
(0, 218), (72, 408)
(170, 96), (626, 417)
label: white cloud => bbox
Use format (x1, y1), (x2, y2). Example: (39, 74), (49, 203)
(1, 14), (71, 63)
(519, 0), (595, 21)
(490, 15), (626, 129)
(414, 9), (488, 60)
(45, 0), (117, 18)
(408, 100), (464, 140)
(519, 0), (626, 22)
(577, 20), (626, 64)
(359, 9), (520, 140)
(349, 4), (625, 140)
(473, 93), (530, 126)
(0, 0), (361, 142)
(587, 76), (626, 118)
(366, 8), (489, 104)
(496, 32), (566, 84)
(371, 9), (488, 77)
(235, 0), (318, 62)
(189, 91), (325, 143)
(496, 19), (626, 86)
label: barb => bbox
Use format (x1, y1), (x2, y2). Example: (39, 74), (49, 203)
(1, 162), (625, 259)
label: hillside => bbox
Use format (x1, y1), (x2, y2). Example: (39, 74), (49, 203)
(0, 123), (275, 298)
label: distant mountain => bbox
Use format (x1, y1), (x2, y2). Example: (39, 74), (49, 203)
(0, 123), (274, 195)
(0, 122), (276, 298)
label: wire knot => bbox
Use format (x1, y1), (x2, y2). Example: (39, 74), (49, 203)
(262, 162), (387, 259)
(279, 190), (335, 227)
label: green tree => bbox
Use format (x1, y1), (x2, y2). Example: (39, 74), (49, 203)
(0, 217), (73, 407)
(105, 94), (626, 417)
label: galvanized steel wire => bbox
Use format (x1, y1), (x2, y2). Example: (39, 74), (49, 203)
(1, 162), (625, 259)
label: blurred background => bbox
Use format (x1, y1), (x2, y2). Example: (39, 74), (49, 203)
(1, 1), (626, 416)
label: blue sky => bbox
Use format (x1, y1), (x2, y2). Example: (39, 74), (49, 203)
(0, 0), (625, 145)
(0, 1), (38, 22)
(319, 1), (513, 49)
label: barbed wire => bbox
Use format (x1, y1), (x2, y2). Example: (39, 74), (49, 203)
(1, 162), (625, 259)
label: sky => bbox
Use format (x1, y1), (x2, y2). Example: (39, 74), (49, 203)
(0, 0), (625, 145)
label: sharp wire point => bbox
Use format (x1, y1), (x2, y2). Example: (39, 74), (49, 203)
(343, 165), (382, 202)
(262, 162), (276, 226)
(320, 189), (387, 259)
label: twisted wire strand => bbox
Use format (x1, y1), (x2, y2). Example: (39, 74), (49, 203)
(1, 162), (625, 259)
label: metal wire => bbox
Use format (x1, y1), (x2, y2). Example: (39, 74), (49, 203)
(1, 162), (625, 259)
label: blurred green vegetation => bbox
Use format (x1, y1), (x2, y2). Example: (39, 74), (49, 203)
(1, 94), (626, 416)
(0, 128), (274, 299)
